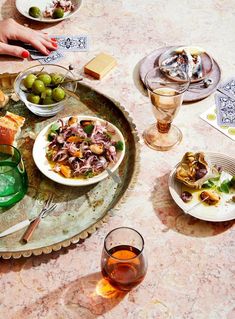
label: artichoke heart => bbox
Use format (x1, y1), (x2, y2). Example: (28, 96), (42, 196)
(176, 152), (217, 189)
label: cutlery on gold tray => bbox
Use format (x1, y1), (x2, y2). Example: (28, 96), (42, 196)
(0, 219), (32, 238)
(22, 194), (56, 243)
(106, 168), (122, 184)
(0, 194), (56, 240)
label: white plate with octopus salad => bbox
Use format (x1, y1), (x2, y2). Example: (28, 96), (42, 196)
(33, 116), (125, 186)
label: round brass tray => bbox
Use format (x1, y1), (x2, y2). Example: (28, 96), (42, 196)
(0, 75), (140, 259)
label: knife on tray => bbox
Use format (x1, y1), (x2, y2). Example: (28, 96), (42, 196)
(0, 219), (32, 238)
(0, 196), (56, 240)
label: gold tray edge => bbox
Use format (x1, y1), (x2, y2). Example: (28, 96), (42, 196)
(0, 89), (140, 259)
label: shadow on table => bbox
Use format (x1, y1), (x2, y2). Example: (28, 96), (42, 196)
(151, 173), (234, 237)
(132, 58), (148, 98)
(0, 241), (79, 274)
(14, 272), (126, 318)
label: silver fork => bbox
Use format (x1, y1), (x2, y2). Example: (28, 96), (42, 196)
(188, 78), (213, 90)
(22, 193), (57, 243)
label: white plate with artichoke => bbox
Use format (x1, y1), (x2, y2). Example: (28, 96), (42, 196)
(168, 152), (235, 222)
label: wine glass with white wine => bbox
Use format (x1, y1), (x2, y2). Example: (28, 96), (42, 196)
(143, 67), (190, 151)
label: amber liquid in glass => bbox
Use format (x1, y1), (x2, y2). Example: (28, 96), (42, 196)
(150, 87), (182, 133)
(101, 245), (146, 291)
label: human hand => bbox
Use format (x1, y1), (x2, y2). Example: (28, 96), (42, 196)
(0, 18), (57, 58)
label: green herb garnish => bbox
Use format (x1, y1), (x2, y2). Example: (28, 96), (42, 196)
(47, 132), (56, 141)
(202, 175), (221, 188)
(209, 175), (221, 182)
(85, 171), (94, 178)
(202, 174), (235, 194)
(217, 179), (231, 194)
(104, 132), (112, 140)
(202, 179), (215, 189)
(50, 122), (61, 132)
(46, 149), (54, 159)
(115, 140), (124, 151)
(84, 137), (92, 143)
(47, 122), (61, 141)
(83, 124), (94, 135)
(229, 176), (235, 188)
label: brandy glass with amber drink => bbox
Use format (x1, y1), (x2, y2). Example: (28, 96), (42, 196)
(101, 227), (147, 291)
(143, 67), (190, 151)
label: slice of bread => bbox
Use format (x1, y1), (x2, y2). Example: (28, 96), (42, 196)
(5, 112), (25, 128)
(0, 111), (25, 146)
(0, 89), (9, 108)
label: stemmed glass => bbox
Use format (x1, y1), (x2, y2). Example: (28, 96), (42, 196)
(101, 227), (147, 291)
(143, 67), (190, 151)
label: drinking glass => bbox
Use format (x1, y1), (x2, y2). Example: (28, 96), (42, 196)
(143, 67), (190, 151)
(0, 144), (28, 207)
(101, 227), (147, 291)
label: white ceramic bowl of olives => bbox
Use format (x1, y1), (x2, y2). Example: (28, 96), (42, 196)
(14, 64), (77, 117)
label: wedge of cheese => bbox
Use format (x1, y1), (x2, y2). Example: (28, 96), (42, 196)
(0, 111), (25, 146)
(84, 53), (117, 79)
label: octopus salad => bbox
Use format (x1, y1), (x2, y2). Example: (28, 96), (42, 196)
(46, 117), (124, 179)
(44, 0), (75, 18)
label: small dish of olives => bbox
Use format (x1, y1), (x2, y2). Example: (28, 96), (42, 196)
(14, 64), (77, 117)
(15, 0), (82, 23)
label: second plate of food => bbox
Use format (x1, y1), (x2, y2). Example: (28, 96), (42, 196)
(16, 0), (82, 23)
(139, 46), (221, 102)
(33, 116), (125, 186)
(158, 46), (213, 83)
(168, 152), (235, 222)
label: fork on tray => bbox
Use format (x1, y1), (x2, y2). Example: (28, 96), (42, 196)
(22, 193), (57, 243)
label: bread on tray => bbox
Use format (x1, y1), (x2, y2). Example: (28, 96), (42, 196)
(0, 111), (25, 146)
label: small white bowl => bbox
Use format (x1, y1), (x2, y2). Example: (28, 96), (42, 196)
(33, 116), (125, 186)
(16, 0), (82, 23)
(14, 64), (76, 117)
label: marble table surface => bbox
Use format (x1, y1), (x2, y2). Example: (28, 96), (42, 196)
(0, 0), (235, 318)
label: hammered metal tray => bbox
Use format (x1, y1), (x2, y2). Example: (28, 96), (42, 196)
(0, 74), (139, 259)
